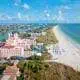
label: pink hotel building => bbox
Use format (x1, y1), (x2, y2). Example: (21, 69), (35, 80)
(0, 33), (36, 58)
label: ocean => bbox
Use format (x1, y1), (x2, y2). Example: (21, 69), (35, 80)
(59, 24), (80, 44)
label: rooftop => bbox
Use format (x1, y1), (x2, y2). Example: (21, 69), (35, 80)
(1, 43), (14, 49)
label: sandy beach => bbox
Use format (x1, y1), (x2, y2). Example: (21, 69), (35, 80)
(49, 26), (80, 71)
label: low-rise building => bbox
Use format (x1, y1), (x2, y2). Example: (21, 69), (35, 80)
(1, 65), (20, 80)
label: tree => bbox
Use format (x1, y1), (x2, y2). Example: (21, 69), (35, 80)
(17, 73), (24, 80)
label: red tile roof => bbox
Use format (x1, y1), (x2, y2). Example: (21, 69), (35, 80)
(0, 42), (5, 47)
(3, 65), (19, 75)
(2, 43), (14, 49)
(3, 65), (19, 80)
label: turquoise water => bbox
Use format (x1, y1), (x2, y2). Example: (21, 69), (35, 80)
(59, 24), (80, 44)
(0, 33), (8, 42)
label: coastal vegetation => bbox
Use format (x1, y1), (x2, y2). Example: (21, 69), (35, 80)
(19, 32), (31, 39)
(36, 28), (58, 44)
(0, 63), (9, 75)
(17, 54), (80, 80)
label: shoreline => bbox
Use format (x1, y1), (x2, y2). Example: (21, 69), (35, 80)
(58, 26), (80, 50)
(51, 25), (80, 71)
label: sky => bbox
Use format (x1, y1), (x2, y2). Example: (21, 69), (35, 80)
(0, 0), (80, 23)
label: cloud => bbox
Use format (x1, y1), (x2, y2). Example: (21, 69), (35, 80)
(0, 14), (12, 20)
(44, 10), (48, 13)
(17, 12), (21, 19)
(22, 3), (30, 10)
(52, 15), (57, 20)
(16, 13), (30, 21)
(23, 15), (30, 21)
(63, 5), (71, 10)
(59, 5), (71, 10)
(46, 13), (50, 17)
(14, 3), (18, 6)
(14, 1), (30, 11)
(13, 0), (21, 7)
(57, 10), (64, 21)
(51, 10), (64, 22)
(64, 6), (71, 9)
(44, 10), (50, 18)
